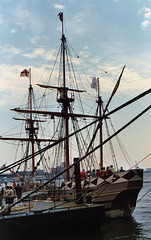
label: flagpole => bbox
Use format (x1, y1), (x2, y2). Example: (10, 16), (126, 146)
(29, 68), (31, 86)
(62, 13), (64, 36)
(97, 78), (100, 97)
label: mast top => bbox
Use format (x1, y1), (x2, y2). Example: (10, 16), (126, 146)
(58, 12), (64, 35)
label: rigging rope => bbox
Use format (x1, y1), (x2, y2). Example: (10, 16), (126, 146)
(137, 187), (151, 203)
(1, 103), (150, 176)
(107, 114), (134, 167)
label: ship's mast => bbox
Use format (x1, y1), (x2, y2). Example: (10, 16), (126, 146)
(28, 68), (36, 177)
(97, 78), (103, 168)
(1, 68), (56, 181)
(62, 14), (70, 180)
(58, 13), (74, 180)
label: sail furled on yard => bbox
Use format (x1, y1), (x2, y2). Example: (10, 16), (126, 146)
(104, 65), (126, 113)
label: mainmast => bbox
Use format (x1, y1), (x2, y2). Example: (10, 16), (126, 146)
(57, 12), (74, 180)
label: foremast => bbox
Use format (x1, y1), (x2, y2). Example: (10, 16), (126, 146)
(28, 68), (36, 177)
(0, 68), (54, 181)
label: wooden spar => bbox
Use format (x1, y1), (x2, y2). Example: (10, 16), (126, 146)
(10, 169), (24, 181)
(0, 137), (57, 142)
(13, 117), (46, 122)
(36, 84), (86, 93)
(103, 65), (126, 114)
(11, 108), (99, 119)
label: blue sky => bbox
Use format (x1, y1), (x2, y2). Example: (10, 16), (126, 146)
(0, 0), (151, 169)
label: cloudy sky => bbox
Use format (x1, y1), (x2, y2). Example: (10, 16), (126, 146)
(0, 0), (151, 169)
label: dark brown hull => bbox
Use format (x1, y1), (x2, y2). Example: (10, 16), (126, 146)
(0, 204), (105, 235)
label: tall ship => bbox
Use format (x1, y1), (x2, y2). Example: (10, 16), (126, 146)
(0, 13), (147, 219)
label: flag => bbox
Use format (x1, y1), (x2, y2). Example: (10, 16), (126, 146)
(91, 77), (98, 90)
(20, 69), (30, 78)
(58, 12), (63, 22)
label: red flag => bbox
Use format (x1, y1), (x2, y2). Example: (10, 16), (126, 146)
(58, 12), (63, 22)
(20, 69), (30, 78)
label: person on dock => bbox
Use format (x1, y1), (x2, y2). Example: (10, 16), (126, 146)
(91, 169), (96, 177)
(15, 183), (22, 199)
(81, 169), (86, 179)
(13, 181), (16, 188)
(4, 182), (7, 194)
(0, 185), (4, 208)
(110, 165), (116, 173)
(96, 169), (101, 177)
(5, 186), (15, 204)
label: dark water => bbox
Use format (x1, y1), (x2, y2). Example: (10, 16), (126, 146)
(0, 172), (151, 240)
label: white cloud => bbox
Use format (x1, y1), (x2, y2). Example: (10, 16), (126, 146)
(23, 48), (47, 59)
(139, 7), (151, 29)
(10, 29), (17, 34)
(120, 67), (150, 93)
(67, 13), (86, 36)
(53, 4), (64, 9)
(30, 36), (40, 45)
(0, 64), (28, 107)
(0, 14), (3, 24)
(1, 46), (22, 55)
(23, 48), (57, 62)
(14, 9), (29, 26)
(84, 46), (89, 50)
(0, 64), (51, 107)
(74, 14), (82, 23)
(79, 50), (90, 58)
(145, 11), (151, 19)
(141, 19), (150, 28)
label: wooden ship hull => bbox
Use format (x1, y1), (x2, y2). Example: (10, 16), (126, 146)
(59, 169), (143, 218)
(0, 204), (105, 235)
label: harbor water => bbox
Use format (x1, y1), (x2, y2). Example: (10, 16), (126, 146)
(0, 171), (151, 240)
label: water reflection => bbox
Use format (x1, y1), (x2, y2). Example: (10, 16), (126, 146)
(0, 216), (146, 240)
(99, 217), (144, 240)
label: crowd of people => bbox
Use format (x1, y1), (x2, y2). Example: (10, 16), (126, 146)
(80, 165), (124, 180)
(0, 182), (22, 208)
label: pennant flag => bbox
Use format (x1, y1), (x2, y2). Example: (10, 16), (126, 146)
(91, 77), (98, 90)
(20, 69), (30, 78)
(58, 12), (63, 22)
